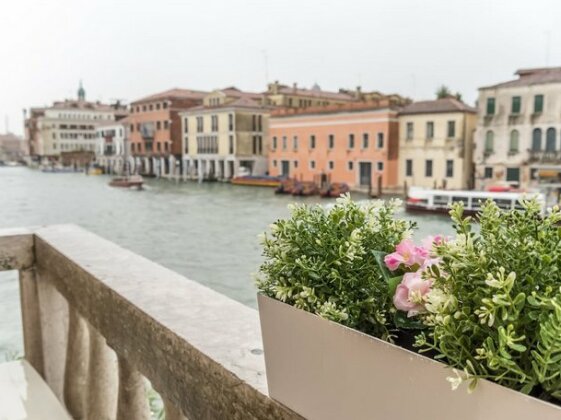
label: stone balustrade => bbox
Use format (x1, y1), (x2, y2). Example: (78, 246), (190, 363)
(0, 225), (301, 420)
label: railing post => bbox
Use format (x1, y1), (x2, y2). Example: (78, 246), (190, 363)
(64, 307), (90, 419)
(164, 398), (189, 420)
(18, 268), (45, 377)
(117, 357), (150, 420)
(37, 271), (69, 401)
(86, 326), (118, 420)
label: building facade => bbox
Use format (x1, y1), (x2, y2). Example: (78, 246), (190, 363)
(25, 83), (127, 162)
(398, 98), (476, 190)
(265, 81), (410, 109)
(180, 88), (272, 180)
(126, 88), (207, 177)
(268, 101), (400, 192)
(0, 133), (26, 162)
(474, 67), (561, 190)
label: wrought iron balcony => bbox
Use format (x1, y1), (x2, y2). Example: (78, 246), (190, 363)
(528, 149), (561, 163)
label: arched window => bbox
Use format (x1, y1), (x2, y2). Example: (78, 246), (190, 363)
(546, 127), (556, 152)
(484, 130), (494, 153)
(509, 130), (519, 152)
(532, 128), (542, 151)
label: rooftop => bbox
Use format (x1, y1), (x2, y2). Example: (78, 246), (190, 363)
(271, 99), (400, 118)
(269, 82), (355, 101)
(50, 100), (125, 113)
(480, 67), (561, 89)
(184, 96), (274, 113)
(132, 88), (208, 104)
(398, 97), (476, 115)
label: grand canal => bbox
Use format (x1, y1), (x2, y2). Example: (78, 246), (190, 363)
(0, 167), (453, 357)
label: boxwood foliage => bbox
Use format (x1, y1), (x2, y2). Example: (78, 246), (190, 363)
(417, 200), (561, 401)
(257, 194), (414, 340)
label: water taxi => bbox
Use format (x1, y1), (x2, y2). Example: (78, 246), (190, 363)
(109, 174), (144, 190)
(406, 187), (546, 215)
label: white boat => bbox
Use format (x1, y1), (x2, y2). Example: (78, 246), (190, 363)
(406, 186), (546, 215)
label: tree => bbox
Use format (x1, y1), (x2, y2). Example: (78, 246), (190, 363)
(435, 85), (452, 99)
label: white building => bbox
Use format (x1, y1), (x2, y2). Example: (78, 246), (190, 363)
(95, 122), (126, 157)
(26, 82), (128, 161)
(474, 67), (561, 190)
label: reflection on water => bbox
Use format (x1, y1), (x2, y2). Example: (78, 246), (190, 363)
(0, 167), (453, 356)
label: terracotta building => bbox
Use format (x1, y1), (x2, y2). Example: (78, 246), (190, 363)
(268, 101), (401, 192)
(126, 88), (207, 176)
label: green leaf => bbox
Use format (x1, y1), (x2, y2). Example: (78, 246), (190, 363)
(393, 311), (426, 330)
(372, 250), (393, 283)
(388, 276), (403, 299)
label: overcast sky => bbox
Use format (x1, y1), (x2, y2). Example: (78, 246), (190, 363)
(2, 0), (561, 135)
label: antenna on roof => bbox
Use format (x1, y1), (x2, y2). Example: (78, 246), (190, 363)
(545, 30), (551, 66)
(262, 49), (269, 84)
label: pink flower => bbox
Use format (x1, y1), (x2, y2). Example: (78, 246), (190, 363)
(422, 235), (449, 253)
(393, 271), (433, 317)
(385, 239), (429, 271)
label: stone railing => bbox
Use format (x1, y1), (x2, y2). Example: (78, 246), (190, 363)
(0, 225), (301, 420)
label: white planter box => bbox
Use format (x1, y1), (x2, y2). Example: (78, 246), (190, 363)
(258, 294), (561, 420)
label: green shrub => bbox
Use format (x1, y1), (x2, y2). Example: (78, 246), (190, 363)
(257, 195), (414, 340)
(417, 200), (561, 400)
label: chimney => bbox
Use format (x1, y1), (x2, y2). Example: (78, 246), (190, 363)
(356, 86), (362, 100)
(293, 82), (297, 92)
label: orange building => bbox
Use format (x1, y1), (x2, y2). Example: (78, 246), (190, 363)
(268, 101), (400, 192)
(126, 89), (207, 175)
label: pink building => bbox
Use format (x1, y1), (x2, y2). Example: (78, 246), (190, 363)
(268, 102), (400, 192)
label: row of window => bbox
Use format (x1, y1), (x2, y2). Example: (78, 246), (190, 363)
(272, 132), (385, 151)
(405, 120), (455, 140)
(184, 135), (236, 155)
(130, 141), (170, 153)
(486, 94), (544, 116)
(130, 102), (169, 113)
(483, 167), (520, 182)
(58, 124), (96, 130)
(97, 129), (124, 138)
(188, 114), (258, 133)
(54, 132), (96, 140)
(196, 136), (219, 154)
(404, 159), (454, 178)
(55, 113), (113, 120)
(484, 127), (560, 153)
(271, 159), (384, 172)
(130, 121), (169, 133)
(52, 143), (96, 151)
(285, 98), (330, 107)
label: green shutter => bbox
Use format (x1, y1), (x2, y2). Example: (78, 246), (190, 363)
(511, 96), (521, 114)
(486, 98), (495, 115)
(534, 95), (544, 113)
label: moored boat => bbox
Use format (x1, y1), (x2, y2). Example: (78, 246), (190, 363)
(231, 175), (282, 187)
(320, 182), (350, 198)
(406, 186), (546, 215)
(275, 178), (297, 194)
(292, 181), (319, 196)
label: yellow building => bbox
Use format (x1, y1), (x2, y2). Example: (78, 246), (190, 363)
(265, 81), (410, 109)
(398, 98), (477, 190)
(179, 87), (272, 180)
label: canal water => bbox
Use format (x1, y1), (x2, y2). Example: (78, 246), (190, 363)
(0, 167), (453, 358)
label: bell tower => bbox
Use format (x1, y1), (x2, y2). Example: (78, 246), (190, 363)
(78, 80), (86, 101)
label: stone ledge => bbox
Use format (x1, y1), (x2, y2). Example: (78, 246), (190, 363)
(33, 224), (301, 419)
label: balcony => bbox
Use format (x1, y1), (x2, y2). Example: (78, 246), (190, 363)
(528, 150), (561, 163)
(0, 225), (299, 420)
